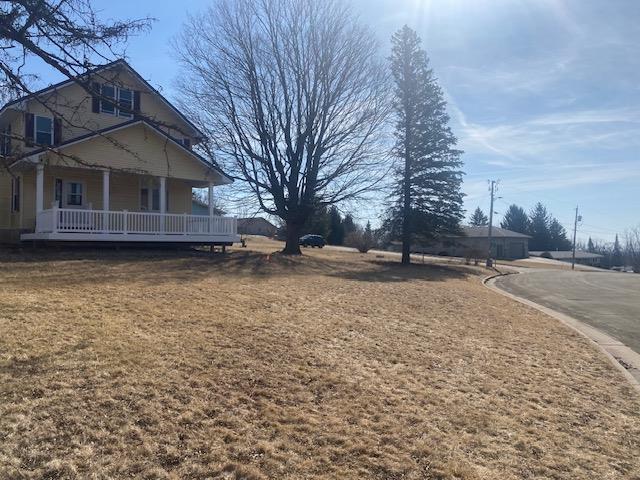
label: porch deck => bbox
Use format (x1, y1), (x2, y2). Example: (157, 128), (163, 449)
(21, 207), (240, 244)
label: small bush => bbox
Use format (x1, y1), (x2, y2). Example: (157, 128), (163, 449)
(464, 248), (484, 266)
(345, 222), (376, 253)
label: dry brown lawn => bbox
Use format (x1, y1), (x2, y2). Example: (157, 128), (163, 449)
(1, 238), (639, 479)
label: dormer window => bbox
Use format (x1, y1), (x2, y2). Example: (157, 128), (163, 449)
(99, 84), (134, 118)
(35, 115), (53, 146)
(118, 88), (133, 118)
(100, 85), (115, 114)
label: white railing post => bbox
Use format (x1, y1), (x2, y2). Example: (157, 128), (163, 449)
(123, 210), (128, 235)
(183, 213), (187, 235)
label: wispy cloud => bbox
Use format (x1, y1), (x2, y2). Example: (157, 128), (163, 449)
(448, 98), (640, 168)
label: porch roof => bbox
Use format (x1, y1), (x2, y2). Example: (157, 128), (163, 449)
(12, 119), (233, 184)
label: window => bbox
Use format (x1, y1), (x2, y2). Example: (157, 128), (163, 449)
(54, 179), (63, 207)
(118, 88), (133, 118)
(10, 176), (20, 212)
(140, 178), (168, 212)
(66, 182), (83, 206)
(152, 188), (160, 211)
(35, 116), (53, 146)
(140, 187), (149, 211)
(101, 85), (116, 114)
(100, 84), (133, 118)
(181, 138), (191, 149)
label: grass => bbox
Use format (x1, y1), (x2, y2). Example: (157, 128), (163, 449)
(1, 237), (639, 479)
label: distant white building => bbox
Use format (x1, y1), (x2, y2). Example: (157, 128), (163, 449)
(530, 250), (604, 267)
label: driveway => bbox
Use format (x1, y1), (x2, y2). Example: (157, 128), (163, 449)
(494, 270), (640, 353)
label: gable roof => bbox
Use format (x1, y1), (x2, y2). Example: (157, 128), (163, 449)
(0, 59), (204, 138)
(461, 226), (530, 238)
(16, 118), (232, 183)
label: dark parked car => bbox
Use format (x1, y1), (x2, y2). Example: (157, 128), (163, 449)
(299, 234), (326, 248)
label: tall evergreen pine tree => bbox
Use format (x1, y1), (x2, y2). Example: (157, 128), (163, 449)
(528, 203), (552, 251)
(386, 26), (464, 264)
(500, 204), (529, 234)
(327, 206), (345, 245)
(549, 218), (572, 250)
(469, 207), (489, 227)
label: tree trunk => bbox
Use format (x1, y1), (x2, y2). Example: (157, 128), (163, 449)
(283, 221), (302, 255)
(401, 115), (412, 266)
(401, 162), (411, 265)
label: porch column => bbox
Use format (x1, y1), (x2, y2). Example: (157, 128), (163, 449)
(208, 183), (214, 234)
(36, 163), (44, 213)
(208, 184), (215, 216)
(159, 176), (166, 233)
(102, 170), (110, 211)
(102, 170), (110, 233)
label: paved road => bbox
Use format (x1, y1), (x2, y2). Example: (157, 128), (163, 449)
(494, 270), (640, 353)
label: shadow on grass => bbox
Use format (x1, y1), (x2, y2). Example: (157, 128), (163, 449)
(328, 259), (471, 283)
(0, 245), (344, 287)
(0, 246), (473, 287)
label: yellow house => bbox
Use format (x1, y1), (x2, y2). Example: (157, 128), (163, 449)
(0, 60), (238, 245)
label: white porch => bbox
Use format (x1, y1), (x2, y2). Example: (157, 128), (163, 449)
(21, 163), (239, 244)
(22, 207), (238, 243)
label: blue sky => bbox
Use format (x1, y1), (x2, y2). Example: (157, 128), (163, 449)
(34, 0), (640, 242)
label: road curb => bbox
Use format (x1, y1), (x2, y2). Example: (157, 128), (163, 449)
(483, 272), (640, 393)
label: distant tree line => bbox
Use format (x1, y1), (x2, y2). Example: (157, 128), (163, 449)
(300, 206), (357, 246)
(492, 202), (572, 251)
(625, 227), (640, 273)
(577, 235), (624, 269)
(297, 206), (378, 252)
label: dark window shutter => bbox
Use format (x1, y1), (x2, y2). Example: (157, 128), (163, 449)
(133, 90), (141, 114)
(53, 118), (62, 145)
(6, 124), (11, 154)
(91, 82), (100, 113)
(24, 112), (34, 146)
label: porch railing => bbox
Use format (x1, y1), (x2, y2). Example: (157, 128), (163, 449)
(36, 206), (237, 236)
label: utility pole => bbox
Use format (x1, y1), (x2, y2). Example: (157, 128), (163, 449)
(486, 180), (496, 268)
(571, 205), (580, 270)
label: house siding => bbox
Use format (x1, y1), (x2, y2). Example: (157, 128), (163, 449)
(0, 169), (22, 241)
(0, 169), (12, 229)
(8, 65), (196, 154)
(45, 124), (217, 182)
(0, 61), (230, 243)
(415, 236), (529, 260)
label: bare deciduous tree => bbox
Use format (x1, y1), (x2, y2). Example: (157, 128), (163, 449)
(0, 1), (150, 100)
(175, 0), (390, 254)
(0, 1), (152, 172)
(625, 227), (640, 273)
